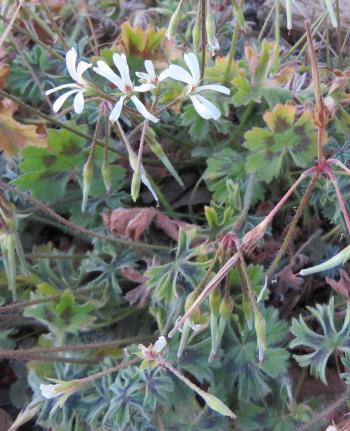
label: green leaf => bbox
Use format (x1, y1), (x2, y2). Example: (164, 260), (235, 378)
(182, 105), (209, 141)
(14, 123), (86, 203)
(244, 104), (317, 183)
(146, 229), (209, 302)
(290, 297), (350, 384)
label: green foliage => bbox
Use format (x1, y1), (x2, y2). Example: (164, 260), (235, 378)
(23, 290), (97, 338)
(244, 104), (317, 182)
(231, 41), (292, 107)
(222, 307), (289, 401)
(6, 45), (62, 106)
(146, 228), (209, 302)
(290, 297), (350, 384)
(14, 123), (86, 203)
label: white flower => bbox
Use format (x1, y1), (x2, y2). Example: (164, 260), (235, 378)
(40, 380), (78, 399)
(135, 60), (170, 90)
(93, 53), (158, 123)
(153, 336), (167, 353)
(167, 52), (230, 120)
(46, 47), (91, 114)
(40, 379), (80, 413)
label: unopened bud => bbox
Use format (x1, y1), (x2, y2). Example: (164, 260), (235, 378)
(219, 294), (234, 320)
(81, 158), (93, 213)
(254, 309), (266, 363)
(206, 2), (219, 57)
(166, 0), (184, 40)
(192, 10), (200, 51)
(101, 160), (111, 194)
(209, 288), (221, 315)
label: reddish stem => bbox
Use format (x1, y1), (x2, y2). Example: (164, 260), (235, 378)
(326, 167), (350, 237)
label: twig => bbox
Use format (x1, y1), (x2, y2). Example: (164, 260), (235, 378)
(0, 180), (169, 251)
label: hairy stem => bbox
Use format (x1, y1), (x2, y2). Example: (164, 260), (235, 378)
(267, 174), (318, 276)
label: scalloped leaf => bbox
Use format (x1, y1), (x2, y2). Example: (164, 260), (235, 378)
(243, 104), (317, 183)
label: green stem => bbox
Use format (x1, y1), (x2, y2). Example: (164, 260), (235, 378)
(223, 4), (240, 84)
(200, 0), (206, 80)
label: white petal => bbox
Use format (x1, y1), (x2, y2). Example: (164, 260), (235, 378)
(113, 53), (132, 86)
(109, 96), (125, 122)
(131, 95), (159, 123)
(40, 384), (58, 399)
(158, 67), (171, 82)
(52, 89), (79, 113)
(73, 90), (85, 114)
(135, 71), (149, 80)
(144, 60), (155, 78)
(196, 84), (230, 95)
(76, 61), (92, 81)
(190, 94), (221, 120)
(93, 61), (124, 91)
(45, 83), (79, 95)
(134, 84), (154, 92)
(184, 52), (200, 83)
(154, 336), (167, 353)
(167, 64), (193, 84)
(65, 47), (78, 81)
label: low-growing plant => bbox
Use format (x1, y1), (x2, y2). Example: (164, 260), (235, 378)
(1, 1), (350, 430)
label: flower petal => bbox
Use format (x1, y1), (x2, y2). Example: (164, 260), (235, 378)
(144, 60), (155, 78)
(76, 61), (92, 81)
(65, 47), (78, 81)
(158, 67), (171, 82)
(167, 64), (193, 84)
(196, 84), (230, 95)
(109, 96), (125, 122)
(134, 84), (154, 92)
(45, 83), (79, 95)
(52, 89), (79, 113)
(184, 52), (200, 83)
(93, 61), (124, 91)
(190, 94), (221, 120)
(73, 90), (85, 114)
(113, 53), (132, 86)
(131, 95), (159, 123)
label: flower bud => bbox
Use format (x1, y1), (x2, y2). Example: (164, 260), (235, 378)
(209, 288), (221, 316)
(101, 160), (111, 194)
(81, 158), (93, 213)
(254, 309), (266, 363)
(206, 2), (219, 57)
(219, 294), (234, 320)
(131, 166), (142, 202)
(166, 0), (184, 40)
(192, 10), (200, 51)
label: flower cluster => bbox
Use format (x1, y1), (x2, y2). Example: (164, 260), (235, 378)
(46, 48), (230, 122)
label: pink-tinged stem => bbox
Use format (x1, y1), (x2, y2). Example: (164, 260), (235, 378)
(326, 167), (350, 237)
(328, 158), (350, 176)
(167, 168), (315, 337)
(264, 168), (314, 225)
(168, 251), (239, 338)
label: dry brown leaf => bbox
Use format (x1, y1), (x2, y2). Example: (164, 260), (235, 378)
(326, 270), (350, 299)
(0, 99), (47, 156)
(0, 64), (9, 89)
(102, 207), (191, 241)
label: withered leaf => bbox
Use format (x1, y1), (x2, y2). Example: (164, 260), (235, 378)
(326, 270), (350, 298)
(102, 207), (191, 241)
(0, 99), (47, 156)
